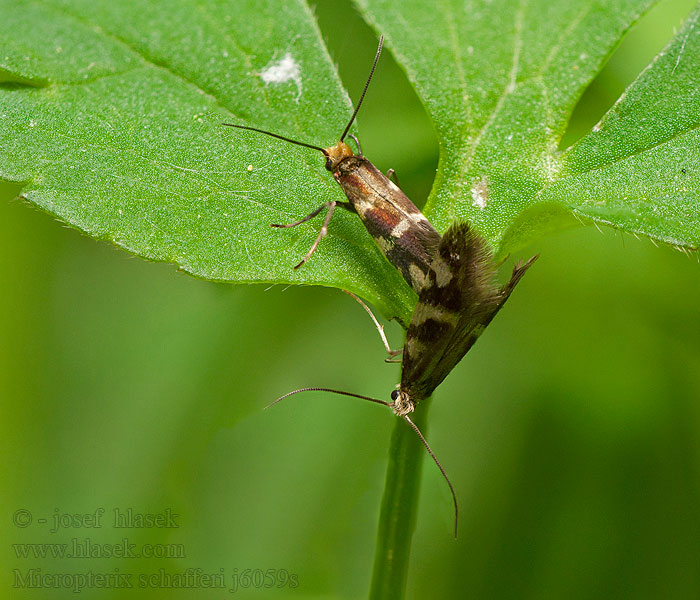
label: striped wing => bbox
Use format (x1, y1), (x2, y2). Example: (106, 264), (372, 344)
(400, 222), (537, 403)
(334, 156), (441, 292)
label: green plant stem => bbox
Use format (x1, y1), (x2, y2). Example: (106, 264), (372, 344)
(369, 398), (432, 599)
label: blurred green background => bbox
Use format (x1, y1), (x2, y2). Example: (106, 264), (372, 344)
(2, 0), (700, 598)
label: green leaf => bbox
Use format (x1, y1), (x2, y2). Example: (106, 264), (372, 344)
(356, 0), (700, 253)
(3, 0), (699, 323)
(0, 0), (415, 324)
(542, 5), (700, 248)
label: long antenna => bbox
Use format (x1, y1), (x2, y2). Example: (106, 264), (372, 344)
(266, 387), (392, 410)
(339, 35), (384, 142)
(223, 35), (384, 151)
(267, 385), (458, 536)
(404, 415), (459, 538)
(221, 123), (327, 155)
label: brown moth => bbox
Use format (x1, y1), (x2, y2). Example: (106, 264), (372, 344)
(223, 36), (441, 293)
(273, 223), (538, 535)
(390, 223), (538, 416)
(236, 35), (541, 537)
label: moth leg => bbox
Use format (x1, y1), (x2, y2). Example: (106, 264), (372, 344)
(342, 290), (403, 361)
(384, 348), (403, 363)
(388, 348), (403, 360)
(291, 200), (337, 270)
(270, 202), (332, 229)
(335, 200), (356, 213)
(386, 168), (402, 188)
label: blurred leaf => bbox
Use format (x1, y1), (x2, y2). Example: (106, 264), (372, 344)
(356, 0), (700, 253)
(0, 0), (415, 323)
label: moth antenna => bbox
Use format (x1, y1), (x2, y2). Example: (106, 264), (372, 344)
(346, 133), (363, 156)
(339, 35), (384, 142)
(268, 386), (457, 534)
(225, 36), (383, 153)
(266, 387), (392, 410)
(222, 123), (328, 156)
(403, 415), (459, 538)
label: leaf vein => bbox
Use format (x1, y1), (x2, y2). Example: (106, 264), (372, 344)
(455, 0), (526, 218)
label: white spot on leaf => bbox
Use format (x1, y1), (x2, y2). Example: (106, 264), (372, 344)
(471, 175), (489, 210)
(538, 153), (561, 182)
(259, 53), (302, 101)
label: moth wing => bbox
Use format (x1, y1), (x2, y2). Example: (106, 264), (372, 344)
(423, 253), (537, 396)
(337, 157), (441, 292)
(401, 223), (537, 401)
(400, 223), (495, 399)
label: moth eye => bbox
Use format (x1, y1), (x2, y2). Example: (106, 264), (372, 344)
(390, 390), (400, 401)
(325, 158), (334, 170)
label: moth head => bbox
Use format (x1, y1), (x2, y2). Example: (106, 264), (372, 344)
(322, 141), (354, 171)
(390, 389), (415, 417)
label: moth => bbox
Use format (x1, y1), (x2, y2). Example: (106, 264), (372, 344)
(273, 222), (538, 535)
(230, 33), (539, 536)
(223, 36), (441, 293)
(391, 223), (537, 416)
